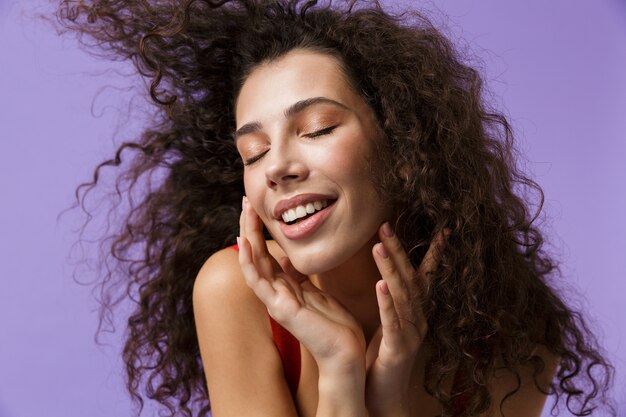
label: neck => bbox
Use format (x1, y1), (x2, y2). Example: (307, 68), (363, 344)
(309, 236), (382, 342)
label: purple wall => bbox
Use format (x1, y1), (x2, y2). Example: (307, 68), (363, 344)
(1, 1), (624, 416)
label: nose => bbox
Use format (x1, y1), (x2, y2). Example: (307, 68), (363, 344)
(264, 141), (309, 188)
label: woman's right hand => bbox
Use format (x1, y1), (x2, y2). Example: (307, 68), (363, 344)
(238, 196), (367, 377)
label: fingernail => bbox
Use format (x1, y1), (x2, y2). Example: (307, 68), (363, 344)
(382, 222), (394, 237)
(376, 242), (389, 258)
(378, 280), (390, 295)
(242, 196), (247, 210)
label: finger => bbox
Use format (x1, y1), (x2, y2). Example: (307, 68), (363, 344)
(243, 196), (275, 279)
(300, 283), (327, 309)
(239, 196), (246, 240)
(377, 277), (427, 344)
(238, 235), (276, 303)
(277, 257), (307, 305)
(378, 222), (415, 287)
(375, 280), (403, 345)
(299, 283), (360, 332)
(373, 241), (428, 336)
(372, 242), (409, 313)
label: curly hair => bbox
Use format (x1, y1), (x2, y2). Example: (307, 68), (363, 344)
(56, 0), (614, 416)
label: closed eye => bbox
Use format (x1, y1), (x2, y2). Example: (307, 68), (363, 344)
(243, 149), (269, 166)
(305, 125), (337, 138)
(243, 125), (338, 166)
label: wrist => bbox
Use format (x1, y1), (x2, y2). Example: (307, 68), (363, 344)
(318, 368), (366, 392)
(317, 355), (366, 379)
(317, 373), (367, 417)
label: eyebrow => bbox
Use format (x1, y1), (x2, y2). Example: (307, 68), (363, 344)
(234, 97), (350, 142)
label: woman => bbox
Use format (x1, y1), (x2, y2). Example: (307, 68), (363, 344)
(57, 0), (614, 416)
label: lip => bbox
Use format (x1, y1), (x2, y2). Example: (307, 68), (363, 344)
(273, 193), (337, 219)
(279, 200), (336, 240)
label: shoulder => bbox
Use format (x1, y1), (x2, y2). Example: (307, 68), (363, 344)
(192, 244), (298, 415)
(193, 241), (285, 305)
(193, 246), (267, 336)
(193, 246), (247, 303)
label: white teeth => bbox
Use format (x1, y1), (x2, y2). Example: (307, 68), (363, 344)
(296, 206), (307, 218)
(286, 208), (296, 222)
(281, 199), (329, 223)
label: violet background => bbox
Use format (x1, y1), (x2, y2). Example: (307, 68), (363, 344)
(1, 0), (625, 416)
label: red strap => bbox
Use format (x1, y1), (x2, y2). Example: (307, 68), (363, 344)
(228, 243), (301, 397)
(269, 317), (301, 398)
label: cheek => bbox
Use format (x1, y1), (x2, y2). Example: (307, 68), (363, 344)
(322, 136), (375, 187)
(243, 174), (267, 217)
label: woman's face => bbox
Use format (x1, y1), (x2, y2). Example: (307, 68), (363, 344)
(235, 49), (389, 274)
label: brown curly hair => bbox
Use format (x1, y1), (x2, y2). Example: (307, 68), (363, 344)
(56, 0), (615, 416)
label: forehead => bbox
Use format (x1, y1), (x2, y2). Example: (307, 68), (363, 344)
(235, 49), (358, 125)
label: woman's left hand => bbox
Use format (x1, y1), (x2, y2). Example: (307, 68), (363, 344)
(365, 223), (448, 417)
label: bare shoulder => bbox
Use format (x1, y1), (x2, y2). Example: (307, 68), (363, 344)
(193, 246), (251, 304)
(192, 246), (270, 360)
(193, 240), (285, 302)
(192, 246), (271, 363)
(192, 244), (298, 416)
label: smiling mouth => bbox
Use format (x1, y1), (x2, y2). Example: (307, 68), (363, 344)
(282, 199), (337, 225)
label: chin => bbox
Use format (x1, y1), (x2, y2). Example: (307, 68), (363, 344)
(279, 240), (361, 276)
(289, 255), (333, 276)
